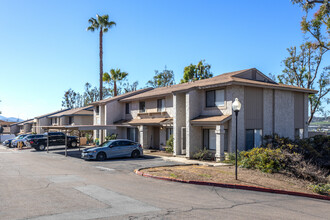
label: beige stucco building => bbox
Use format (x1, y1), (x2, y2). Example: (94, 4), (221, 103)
(92, 68), (316, 161)
(48, 106), (93, 128)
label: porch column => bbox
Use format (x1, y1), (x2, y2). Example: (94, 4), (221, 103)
(215, 125), (225, 162)
(139, 125), (148, 149)
(99, 104), (105, 143)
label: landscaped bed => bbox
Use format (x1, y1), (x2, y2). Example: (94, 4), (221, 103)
(140, 165), (328, 196)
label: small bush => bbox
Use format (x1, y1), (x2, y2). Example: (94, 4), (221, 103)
(226, 152), (243, 164)
(193, 148), (214, 161)
(309, 184), (330, 195)
(166, 134), (174, 153)
(105, 134), (117, 141)
(239, 148), (285, 173)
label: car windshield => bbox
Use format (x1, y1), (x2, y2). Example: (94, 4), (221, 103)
(98, 140), (114, 147)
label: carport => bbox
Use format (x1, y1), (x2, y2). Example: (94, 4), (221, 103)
(41, 125), (116, 157)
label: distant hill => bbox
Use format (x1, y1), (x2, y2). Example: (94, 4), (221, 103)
(0, 116), (24, 122)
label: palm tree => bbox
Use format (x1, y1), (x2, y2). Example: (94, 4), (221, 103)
(103, 69), (128, 97)
(87, 14), (116, 100)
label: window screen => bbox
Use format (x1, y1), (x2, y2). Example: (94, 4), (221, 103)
(157, 99), (165, 112)
(206, 91), (215, 107)
(215, 90), (224, 106)
(125, 103), (130, 114)
(139, 102), (145, 113)
(206, 90), (224, 107)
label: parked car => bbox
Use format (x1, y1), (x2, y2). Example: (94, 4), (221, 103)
(81, 139), (143, 161)
(24, 134), (45, 148)
(30, 132), (78, 151)
(2, 138), (15, 147)
(11, 134), (29, 148)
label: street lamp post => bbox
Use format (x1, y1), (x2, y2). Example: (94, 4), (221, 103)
(232, 98), (241, 180)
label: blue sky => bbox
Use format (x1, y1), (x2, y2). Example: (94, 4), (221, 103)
(0, 0), (328, 119)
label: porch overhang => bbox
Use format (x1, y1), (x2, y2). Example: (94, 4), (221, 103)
(40, 125), (116, 131)
(114, 118), (172, 126)
(190, 115), (231, 126)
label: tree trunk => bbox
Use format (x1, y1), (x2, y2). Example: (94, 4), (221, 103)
(99, 29), (103, 101)
(114, 81), (117, 97)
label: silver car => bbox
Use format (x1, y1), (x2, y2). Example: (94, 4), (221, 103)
(11, 134), (29, 148)
(82, 139), (143, 161)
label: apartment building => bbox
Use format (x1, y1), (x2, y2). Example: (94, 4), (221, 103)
(91, 68), (316, 161)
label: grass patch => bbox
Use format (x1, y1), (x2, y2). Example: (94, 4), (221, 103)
(169, 173), (178, 178)
(198, 173), (212, 178)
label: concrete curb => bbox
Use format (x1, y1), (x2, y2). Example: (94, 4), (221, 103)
(134, 168), (330, 201)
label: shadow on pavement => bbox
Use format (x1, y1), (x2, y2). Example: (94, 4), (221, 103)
(53, 150), (162, 162)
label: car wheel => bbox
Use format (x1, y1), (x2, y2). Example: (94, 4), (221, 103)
(71, 141), (77, 147)
(131, 150), (140, 158)
(96, 152), (106, 161)
(37, 144), (46, 151)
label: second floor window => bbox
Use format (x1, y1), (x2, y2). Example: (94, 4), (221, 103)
(125, 103), (130, 114)
(206, 89), (224, 107)
(95, 106), (100, 115)
(68, 116), (74, 124)
(139, 101), (145, 113)
(157, 99), (165, 112)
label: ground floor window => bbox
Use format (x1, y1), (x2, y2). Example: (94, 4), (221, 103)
(166, 128), (173, 141)
(127, 128), (139, 142)
(203, 129), (216, 150)
(245, 129), (262, 150)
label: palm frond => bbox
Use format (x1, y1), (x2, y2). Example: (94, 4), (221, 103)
(103, 28), (108, 33)
(88, 18), (97, 24)
(102, 14), (109, 21)
(86, 26), (95, 32)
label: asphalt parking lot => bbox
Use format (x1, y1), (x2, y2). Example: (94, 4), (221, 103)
(1, 144), (329, 220)
(29, 145), (183, 173)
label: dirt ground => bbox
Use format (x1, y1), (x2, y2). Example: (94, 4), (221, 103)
(144, 150), (174, 157)
(142, 165), (322, 195)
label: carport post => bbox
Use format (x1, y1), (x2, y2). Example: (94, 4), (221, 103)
(65, 129), (67, 157)
(78, 130), (81, 152)
(46, 129), (49, 153)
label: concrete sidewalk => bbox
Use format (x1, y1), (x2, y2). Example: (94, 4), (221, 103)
(144, 151), (229, 167)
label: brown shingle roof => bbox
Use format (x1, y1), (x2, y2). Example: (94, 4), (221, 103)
(35, 109), (70, 119)
(90, 88), (154, 105)
(120, 68), (317, 102)
(49, 106), (93, 118)
(230, 77), (317, 93)
(191, 115), (232, 125)
(0, 120), (15, 126)
(119, 69), (252, 102)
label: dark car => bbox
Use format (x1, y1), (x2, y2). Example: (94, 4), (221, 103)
(24, 134), (45, 148)
(30, 132), (79, 151)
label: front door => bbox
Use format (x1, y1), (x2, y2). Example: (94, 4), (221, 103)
(153, 127), (160, 149)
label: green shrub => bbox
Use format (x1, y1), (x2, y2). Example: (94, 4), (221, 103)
(166, 134), (174, 153)
(309, 183), (330, 195)
(225, 152), (243, 164)
(193, 148), (214, 161)
(105, 134), (117, 141)
(239, 148), (285, 173)
(85, 133), (93, 144)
